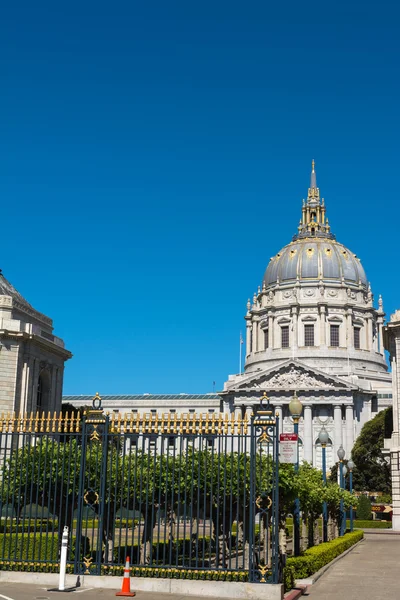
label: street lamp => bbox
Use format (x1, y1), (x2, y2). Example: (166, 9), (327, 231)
(289, 391), (303, 556)
(318, 427), (329, 542)
(347, 459), (355, 532)
(337, 445), (345, 536)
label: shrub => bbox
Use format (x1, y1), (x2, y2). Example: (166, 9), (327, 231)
(283, 530), (363, 591)
(0, 533), (59, 565)
(357, 495), (372, 520)
(0, 533), (88, 569)
(348, 519), (391, 529)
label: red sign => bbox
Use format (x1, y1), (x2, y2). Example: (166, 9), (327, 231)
(279, 433), (298, 463)
(280, 433), (298, 442)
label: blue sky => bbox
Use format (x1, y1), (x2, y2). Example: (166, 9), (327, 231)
(0, 2), (399, 394)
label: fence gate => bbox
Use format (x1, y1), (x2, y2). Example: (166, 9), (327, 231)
(0, 393), (280, 585)
(249, 393), (280, 584)
(74, 399), (110, 576)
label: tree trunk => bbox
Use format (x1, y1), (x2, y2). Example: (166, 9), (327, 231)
(278, 519), (287, 555)
(314, 518), (320, 546)
(301, 518), (308, 551)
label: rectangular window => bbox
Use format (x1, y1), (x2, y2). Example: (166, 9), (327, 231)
(330, 324), (340, 347)
(264, 329), (269, 349)
(304, 324), (315, 347)
(281, 326), (289, 348)
(250, 330), (253, 353)
(354, 327), (361, 349)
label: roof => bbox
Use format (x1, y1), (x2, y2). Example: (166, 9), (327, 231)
(62, 394), (221, 402)
(0, 271), (52, 325)
(264, 238), (368, 289)
(0, 272), (36, 312)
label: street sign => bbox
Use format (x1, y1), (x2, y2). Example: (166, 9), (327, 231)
(279, 433), (298, 464)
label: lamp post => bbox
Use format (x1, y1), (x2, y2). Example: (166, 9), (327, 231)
(347, 459), (354, 532)
(318, 427), (329, 542)
(337, 445), (345, 536)
(289, 391), (303, 556)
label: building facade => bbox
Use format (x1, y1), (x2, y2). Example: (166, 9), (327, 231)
(64, 162), (392, 468)
(383, 311), (400, 530)
(0, 270), (71, 414)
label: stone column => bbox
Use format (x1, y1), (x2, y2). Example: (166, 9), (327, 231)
(50, 365), (57, 413)
(320, 305), (326, 347)
(269, 315), (275, 349)
(345, 404), (354, 454)
(303, 405), (313, 463)
(378, 321), (384, 355)
(252, 320), (258, 353)
(223, 400), (231, 415)
(275, 405), (283, 437)
(246, 322), (251, 356)
(334, 405), (343, 456)
(346, 310), (353, 349)
(368, 316), (374, 351)
(373, 320), (379, 352)
(19, 357), (31, 415)
(291, 308), (298, 349)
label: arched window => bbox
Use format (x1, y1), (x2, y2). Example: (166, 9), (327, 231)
(37, 370), (51, 414)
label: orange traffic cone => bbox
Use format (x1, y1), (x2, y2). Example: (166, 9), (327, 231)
(116, 556), (135, 597)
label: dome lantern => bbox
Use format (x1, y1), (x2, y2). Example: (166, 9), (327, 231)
(296, 160), (334, 241)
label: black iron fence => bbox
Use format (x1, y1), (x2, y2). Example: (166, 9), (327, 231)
(0, 395), (279, 583)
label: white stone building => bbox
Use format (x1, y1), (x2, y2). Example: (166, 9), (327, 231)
(64, 162), (392, 468)
(0, 270), (71, 414)
(383, 311), (400, 530)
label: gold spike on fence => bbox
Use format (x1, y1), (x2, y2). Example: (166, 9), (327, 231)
(0, 410), (274, 435)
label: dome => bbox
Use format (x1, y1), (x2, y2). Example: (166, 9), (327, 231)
(263, 161), (368, 290)
(264, 238), (367, 289)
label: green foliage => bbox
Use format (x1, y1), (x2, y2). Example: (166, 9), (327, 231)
(283, 530), (363, 591)
(357, 495), (372, 520)
(351, 408), (392, 493)
(347, 519), (390, 529)
(0, 533), (59, 563)
(379, 493), (392, 503)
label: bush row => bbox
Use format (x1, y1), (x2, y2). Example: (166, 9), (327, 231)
(348, 520), (391, 529)
(283, 530), (363, 592)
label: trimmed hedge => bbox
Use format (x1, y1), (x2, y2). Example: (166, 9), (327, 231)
(0, 533), (59, 565)
(283, 530), (363, 592)
(0, 533), (88, 570)
(347, 520), (391, 529)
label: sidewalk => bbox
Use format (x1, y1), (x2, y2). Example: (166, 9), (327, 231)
(308, 532), (400, 599)
(1, 533), (399, 600)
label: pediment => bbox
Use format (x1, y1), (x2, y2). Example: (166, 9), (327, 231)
(234, 360), (356, 392)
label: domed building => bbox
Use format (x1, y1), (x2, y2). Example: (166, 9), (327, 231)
(221, 161), (392, 468)
(64, 161), (393, 470)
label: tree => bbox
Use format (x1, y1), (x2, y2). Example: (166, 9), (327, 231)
(351, 408), (392, 494)
(330, 408), (392, 494)
(357, 495), (372, 520)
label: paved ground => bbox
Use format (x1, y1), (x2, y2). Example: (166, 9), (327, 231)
(309, 532), (400, 599)
(1, 533), (399, 600)
(0, 586), (212, 600)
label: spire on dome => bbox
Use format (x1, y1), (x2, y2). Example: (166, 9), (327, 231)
(293, 160), (335, 241)
(310, 159), (317, 189)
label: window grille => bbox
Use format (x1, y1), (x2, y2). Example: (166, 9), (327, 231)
(281, 326), (289, 348)
(304, 324), (315, 347)
(330, 324), (340, 347)
(264, 329), (269, 349)
(354, 327), (361, 349)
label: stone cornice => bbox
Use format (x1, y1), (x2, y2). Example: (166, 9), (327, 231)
(0, 329), (72, 360)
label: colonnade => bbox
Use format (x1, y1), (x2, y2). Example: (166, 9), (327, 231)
(229, 401), (355, 467)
